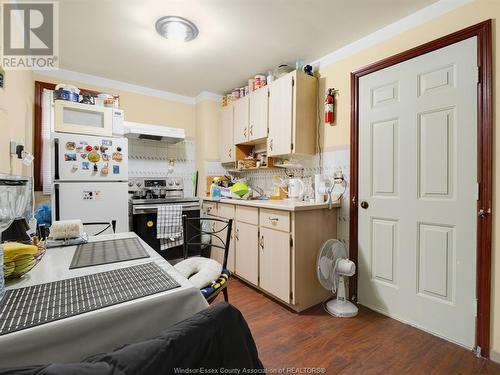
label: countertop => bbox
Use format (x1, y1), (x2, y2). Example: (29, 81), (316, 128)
(202, 196), (341, 211)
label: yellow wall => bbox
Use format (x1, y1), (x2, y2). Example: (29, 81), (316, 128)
(0, 70), (34, 177)
(195, 100), (221, 196)
(315, 0), (500, 357)
(33, 74), (196, 137)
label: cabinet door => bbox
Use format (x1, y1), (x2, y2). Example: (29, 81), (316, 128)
(249, 87), (268, 141)
(268, 73), (293, 156)
(233, 96), (249, 144)
(235, 221), (259, 285)
(220, 106), (234, 163)
(259, 227), (291, 303)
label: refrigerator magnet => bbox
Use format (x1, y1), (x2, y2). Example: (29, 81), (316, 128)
(85, 145), (93, 152)
(82, 162), (90, 170)
(64, 153), (77, 161)
(113, 165), (120, 174)
(88, 151), (100, 163)
(101, 163), (109, 175)
(102, 139), (113, 146)
(65, 142), (76, 150)
(112, 152), (123, 162)
(81, 153), (87, 159)
(102, 153), (109, 161)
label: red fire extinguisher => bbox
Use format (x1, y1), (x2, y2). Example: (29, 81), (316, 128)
(324, 88), (336, 124)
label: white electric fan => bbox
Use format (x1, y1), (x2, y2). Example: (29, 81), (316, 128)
(317, 239), (358, 317)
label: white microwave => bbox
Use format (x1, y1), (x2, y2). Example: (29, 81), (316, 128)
(54, 101), (124, 137)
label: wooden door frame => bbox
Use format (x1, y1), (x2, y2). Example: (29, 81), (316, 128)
(349, 20), (493, 357)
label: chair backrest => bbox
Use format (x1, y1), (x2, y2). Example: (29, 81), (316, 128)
(182, 216), (233, 269)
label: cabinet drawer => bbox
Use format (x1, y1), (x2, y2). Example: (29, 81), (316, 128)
(202, 202), (217, 216)
(218, 203), (235, 219)
(236, 206), (258, 225)
(260, 209), (290, 232)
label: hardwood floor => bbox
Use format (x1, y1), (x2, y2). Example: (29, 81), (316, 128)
(215, 278), (500, 375)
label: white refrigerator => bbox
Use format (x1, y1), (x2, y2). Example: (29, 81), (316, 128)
(52, 132), (129, 234)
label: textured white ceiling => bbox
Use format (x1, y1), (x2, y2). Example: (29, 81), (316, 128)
(58, 0), (438, 96)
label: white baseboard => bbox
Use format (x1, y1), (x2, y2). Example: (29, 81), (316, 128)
(491, 349), (500, 364)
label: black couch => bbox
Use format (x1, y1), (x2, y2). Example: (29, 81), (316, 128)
(0, 302), (263, 374)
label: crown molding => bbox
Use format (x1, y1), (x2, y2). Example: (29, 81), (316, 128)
(311, 0), (473, 69)
(195, 91), (222, 104)
(33, 68), (196, 105)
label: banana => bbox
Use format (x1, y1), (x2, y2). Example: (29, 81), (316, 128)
(3, 242), (38, 262)
(13, 260), (36, 274)
(14, 255), (36, 268)
(3, 261), (15, 277)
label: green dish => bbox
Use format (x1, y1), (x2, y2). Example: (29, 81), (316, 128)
(229, 182), (249, 197)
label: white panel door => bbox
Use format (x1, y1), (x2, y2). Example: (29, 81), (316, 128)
(358, 37), (478, 348)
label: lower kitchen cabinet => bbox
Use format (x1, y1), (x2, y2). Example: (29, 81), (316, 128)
(235, 221), (259, 285)
(259, 227), (290, 303)
(202, 200), (339, 312)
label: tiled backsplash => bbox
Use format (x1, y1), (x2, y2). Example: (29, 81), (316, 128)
(217, 147), (351, 249)
(128, 138), (197, 197)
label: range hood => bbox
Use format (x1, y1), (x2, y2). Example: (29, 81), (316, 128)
(124, 121), (185, 143)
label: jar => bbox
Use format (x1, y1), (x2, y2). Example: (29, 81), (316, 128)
(232, 89), (240, 100)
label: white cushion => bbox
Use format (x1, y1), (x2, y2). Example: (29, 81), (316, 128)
(174, 257), (222, 289)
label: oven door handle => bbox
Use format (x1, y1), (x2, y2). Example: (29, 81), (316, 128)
(132, 204), (200, 215)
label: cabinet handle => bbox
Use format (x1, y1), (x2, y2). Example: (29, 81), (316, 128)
(235, 228), (239, 241)
(269, 217), (279, 222)
(249, 125), (253, 136)
(243, 127), (247, 138)
(269, 139), (273, 151)
(260, 235), (264, 249)
(228, 148), (232, 158)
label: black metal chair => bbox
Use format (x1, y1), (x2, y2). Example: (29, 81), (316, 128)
(182, 216), (233, 303)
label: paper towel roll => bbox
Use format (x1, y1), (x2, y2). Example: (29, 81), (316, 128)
(50, 220), (83, 240)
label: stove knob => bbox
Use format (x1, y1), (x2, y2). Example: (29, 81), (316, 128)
(168, 181), (174, 187)
(128, 181), (134, 187)
(136, 181), (142, 187)
(174, 180), (180, 186)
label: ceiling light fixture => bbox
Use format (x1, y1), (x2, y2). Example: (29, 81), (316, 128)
(155, 16), (199, 42)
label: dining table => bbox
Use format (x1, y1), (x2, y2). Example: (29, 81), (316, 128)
(0, 232), (208, 368)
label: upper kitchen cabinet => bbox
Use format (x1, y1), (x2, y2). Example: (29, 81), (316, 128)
(233, 96), (249, 145)
(248, 87), (268, 142)
(268, 71), (316, 157)
(220, 105), (235, 163)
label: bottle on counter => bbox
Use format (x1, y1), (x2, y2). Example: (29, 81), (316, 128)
(211, 182), (221, 201)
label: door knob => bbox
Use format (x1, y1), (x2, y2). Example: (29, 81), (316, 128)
(360, 201), (369, 209)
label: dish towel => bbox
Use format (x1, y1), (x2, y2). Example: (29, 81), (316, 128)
(157, 205), (183, 250)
